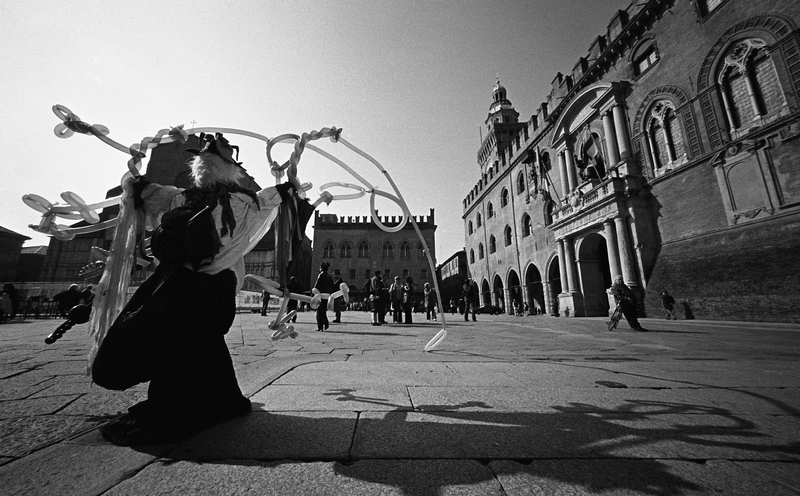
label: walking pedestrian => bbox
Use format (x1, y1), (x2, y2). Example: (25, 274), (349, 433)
(314, 262), (335, 331)
(424, 282), (437, 321)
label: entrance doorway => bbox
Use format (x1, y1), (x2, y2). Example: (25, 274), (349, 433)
(577, 232), (612, 316)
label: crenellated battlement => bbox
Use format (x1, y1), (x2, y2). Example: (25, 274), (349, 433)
(316, 208), (435, 227)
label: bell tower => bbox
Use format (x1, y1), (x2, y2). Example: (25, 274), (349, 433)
(478, 79), (525, 173)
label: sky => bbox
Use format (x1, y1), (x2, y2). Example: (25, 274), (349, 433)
(1, 0), (631, 263)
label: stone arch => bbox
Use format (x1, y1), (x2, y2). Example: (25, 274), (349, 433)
(633, 85), (691, 134)
(697, 14), (797, 92)
(507, 268), (521, 314)
(480, 278), (491, 307)
(524, 262), (544, 315)
(492, 273), (505, 310)
(545, 251), (562, 316)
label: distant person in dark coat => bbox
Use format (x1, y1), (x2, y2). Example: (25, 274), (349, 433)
(369, 271), (385, 326)
(314, 262), (335, 331)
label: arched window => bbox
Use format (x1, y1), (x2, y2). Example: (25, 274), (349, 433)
(358, 241), (369, 258)
(544, 199), (556, 226)
(383, 241), (393, 259)
(365, 269), (372, 278)
(521, 214), (532, 237)
(339, 241), (352, 258)
(478, 243), (484, 259)
(417, 242), (425, 259)
(349, 269), (356, 280)
(477, 213), (482, 227)
(504, 225), (512, 246)
(322, 241), (334, 258)
(487, 202), (494, 218)
(695, 0), (724, 18)
(631, 38), (659, 77)
(718, 38), (787, 137)
(646, 101), (686, 171)
(500, 188), (509, 207)
(468, 221), (474, 235)
(420, 268), (428, 280)
(489, 235), (496, 254)
(470, 249), (475, 264)
(516, 172), (525, 195)
(400, 240), (411, 258)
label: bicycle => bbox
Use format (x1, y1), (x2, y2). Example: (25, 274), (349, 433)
(607, 301), (622, 331)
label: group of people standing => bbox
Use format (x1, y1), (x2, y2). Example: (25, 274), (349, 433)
(369, 272), (418, 326)
(311, 263), (442, 328)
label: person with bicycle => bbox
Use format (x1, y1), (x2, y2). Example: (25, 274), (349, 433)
(608, 276), (648, 332)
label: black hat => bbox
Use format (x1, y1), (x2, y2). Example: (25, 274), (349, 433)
(186, 132), (242, 165)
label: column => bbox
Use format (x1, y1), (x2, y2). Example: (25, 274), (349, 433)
(602, 111), (620, 165)
(743, 72), (764, 118)
(557, 240), (568, 293)
(563, 238), (578, 293)
(614, 216), (638, 287)
(645, 128), (659, 170)
(661, 124), (676, 162)
(603, 220), (622, 281)
(558, 150), (570, 198)
(564, 146), (577, 192)
(543, 281), (553, 315)
(612, 103), (632, 160)
(719, 83), (738, 129)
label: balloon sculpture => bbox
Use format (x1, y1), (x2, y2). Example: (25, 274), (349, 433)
(25, 105), (447, 353)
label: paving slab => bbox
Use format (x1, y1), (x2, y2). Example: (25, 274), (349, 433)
(0, 415), (104, 458)
(491, 459), (800, 496)
(103, 459), (504, 496)
(252, 385), (413, 411)
(170, 411), (358, 461)
(0, 437), (167, 496)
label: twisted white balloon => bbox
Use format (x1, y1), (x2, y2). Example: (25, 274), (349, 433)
(27, 104), (448, 351)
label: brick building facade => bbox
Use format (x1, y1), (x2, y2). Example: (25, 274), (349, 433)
(463, 0), (800, 322)
(311, 211), (437, 305)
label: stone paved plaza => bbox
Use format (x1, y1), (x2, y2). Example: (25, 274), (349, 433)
(1, 310), (798, 495)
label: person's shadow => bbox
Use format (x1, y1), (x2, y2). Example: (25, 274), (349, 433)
(682, 301), (695, 320)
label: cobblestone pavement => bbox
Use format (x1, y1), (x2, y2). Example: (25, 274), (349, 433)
(1, 310), (799, 495)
